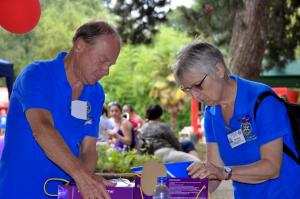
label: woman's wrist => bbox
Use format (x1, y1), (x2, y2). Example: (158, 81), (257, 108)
(223, 166), (232, 180)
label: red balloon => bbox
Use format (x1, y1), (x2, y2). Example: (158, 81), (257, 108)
(0, 0), (41, 34)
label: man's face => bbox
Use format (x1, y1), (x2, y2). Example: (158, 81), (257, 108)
(75, 34), (121, 85)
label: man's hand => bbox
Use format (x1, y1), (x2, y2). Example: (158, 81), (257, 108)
(74, 170), (115, 199)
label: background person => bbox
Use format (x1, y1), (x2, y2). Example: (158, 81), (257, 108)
(172, 40), (300, 198)
(139, 104), (200, 163)
(0, 20), (121, 199)
(107, 102), (135, 150)
(122, 104), (143, 129)
(98, 105), (114, 143)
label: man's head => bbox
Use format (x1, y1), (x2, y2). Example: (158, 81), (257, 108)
(71, 20), (121, 85)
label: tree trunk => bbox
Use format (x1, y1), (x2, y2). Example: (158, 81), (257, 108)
(170, 110), (177, 130)
(229, 0), (270, 80)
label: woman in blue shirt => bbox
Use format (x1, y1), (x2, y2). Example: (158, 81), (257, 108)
(173, 40), (300, 198)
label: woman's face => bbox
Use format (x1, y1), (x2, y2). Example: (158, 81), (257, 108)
(109, 105), (122, 119)
(179, 67), (225, 106)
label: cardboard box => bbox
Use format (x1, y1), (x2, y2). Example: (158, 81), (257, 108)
(167, 178), (208, 199)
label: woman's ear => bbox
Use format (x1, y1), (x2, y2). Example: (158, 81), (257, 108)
(216, 62), (226, 79)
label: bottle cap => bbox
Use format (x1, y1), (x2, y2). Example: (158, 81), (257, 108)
(157, 176), (167, 184)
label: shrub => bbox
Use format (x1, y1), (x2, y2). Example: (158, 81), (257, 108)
(96, 145), (160, 173)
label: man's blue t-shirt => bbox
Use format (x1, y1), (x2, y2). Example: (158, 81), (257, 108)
(0, 52), (104, 198)
(204, 75), (300, 199)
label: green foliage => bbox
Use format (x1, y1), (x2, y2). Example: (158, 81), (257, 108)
(97, 145), (159, 173)
(170, 0), (300, 71)
(168, 0), (242, 45)
(0, 0), (111, 75)
(176, 100), (192, 132)
(264, 0), (300, 69)
(104, 0), (171, 44)
(101, 26), (191, 128)
(0, 1), (193, 129)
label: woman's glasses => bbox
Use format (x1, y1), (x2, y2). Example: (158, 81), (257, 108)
(181, 74), (208, 93)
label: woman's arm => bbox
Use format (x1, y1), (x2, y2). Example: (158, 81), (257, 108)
(206, 143), (223, 192)
(188, 138), (282, 184)
(115, 120), (133, 146)
(230, 138), (282, 183)
(188, 143), (223, 193)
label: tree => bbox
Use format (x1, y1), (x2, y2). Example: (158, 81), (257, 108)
(171, 0), (300, 79)
(0, 0), (111, 74)
(229, 0), (269, 79)
(101, 26), (192, 129)
(104, 0), (171, 44)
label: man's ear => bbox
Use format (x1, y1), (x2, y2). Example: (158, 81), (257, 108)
(216, 62), (226, 78)
(73, 38), (86, 53)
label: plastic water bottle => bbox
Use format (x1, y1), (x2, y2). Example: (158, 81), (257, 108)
(0, 110), (7, 135)
(153, 176), (169, 199)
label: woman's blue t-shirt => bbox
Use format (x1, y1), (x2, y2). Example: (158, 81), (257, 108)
(204, 75), (300, 199)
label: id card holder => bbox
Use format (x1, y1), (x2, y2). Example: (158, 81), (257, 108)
(71, 100), (88, 120)
(227, 129), (246, 148)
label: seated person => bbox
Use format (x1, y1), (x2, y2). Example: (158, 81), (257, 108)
(139, 104), (200, 163)
(122, 104), (143, 129)
(98, 105), (114, 142)
(107, 102), (135, 150)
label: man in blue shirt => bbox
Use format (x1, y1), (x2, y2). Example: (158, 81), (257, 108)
(173, 41), (300, 198)
(0, 20), (121, 199)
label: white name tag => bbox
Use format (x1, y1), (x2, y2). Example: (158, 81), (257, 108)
(71, 100), (88, 120)
(227, 129), (246, 148)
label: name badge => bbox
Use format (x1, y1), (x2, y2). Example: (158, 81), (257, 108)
(227, 129), (246, 148)
(71, 100), (88, 120)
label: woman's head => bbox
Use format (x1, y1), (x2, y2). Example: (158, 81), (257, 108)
(172, 41), (231, 105)
(146, 104), (163, 120)
(173, 40), (229, 83)
(108, 101), (122, 119)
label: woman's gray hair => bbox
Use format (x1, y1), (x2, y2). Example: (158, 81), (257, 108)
(173, 40), (229, 83)
(72, 20), (121, 45)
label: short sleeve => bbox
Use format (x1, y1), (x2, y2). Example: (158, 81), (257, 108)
(256, 96), (291, 145)
(15, 64), (52, 112)
(204, 111), (216, 142)
(81, 85), (105, 138)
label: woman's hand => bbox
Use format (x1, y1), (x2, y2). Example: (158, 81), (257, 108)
(107, 129), (118, 139)
(187, 162), (227, 180)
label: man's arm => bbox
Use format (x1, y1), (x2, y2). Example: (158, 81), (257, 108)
(26, 108), (112, 199)
(79, 136), (98, 172)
